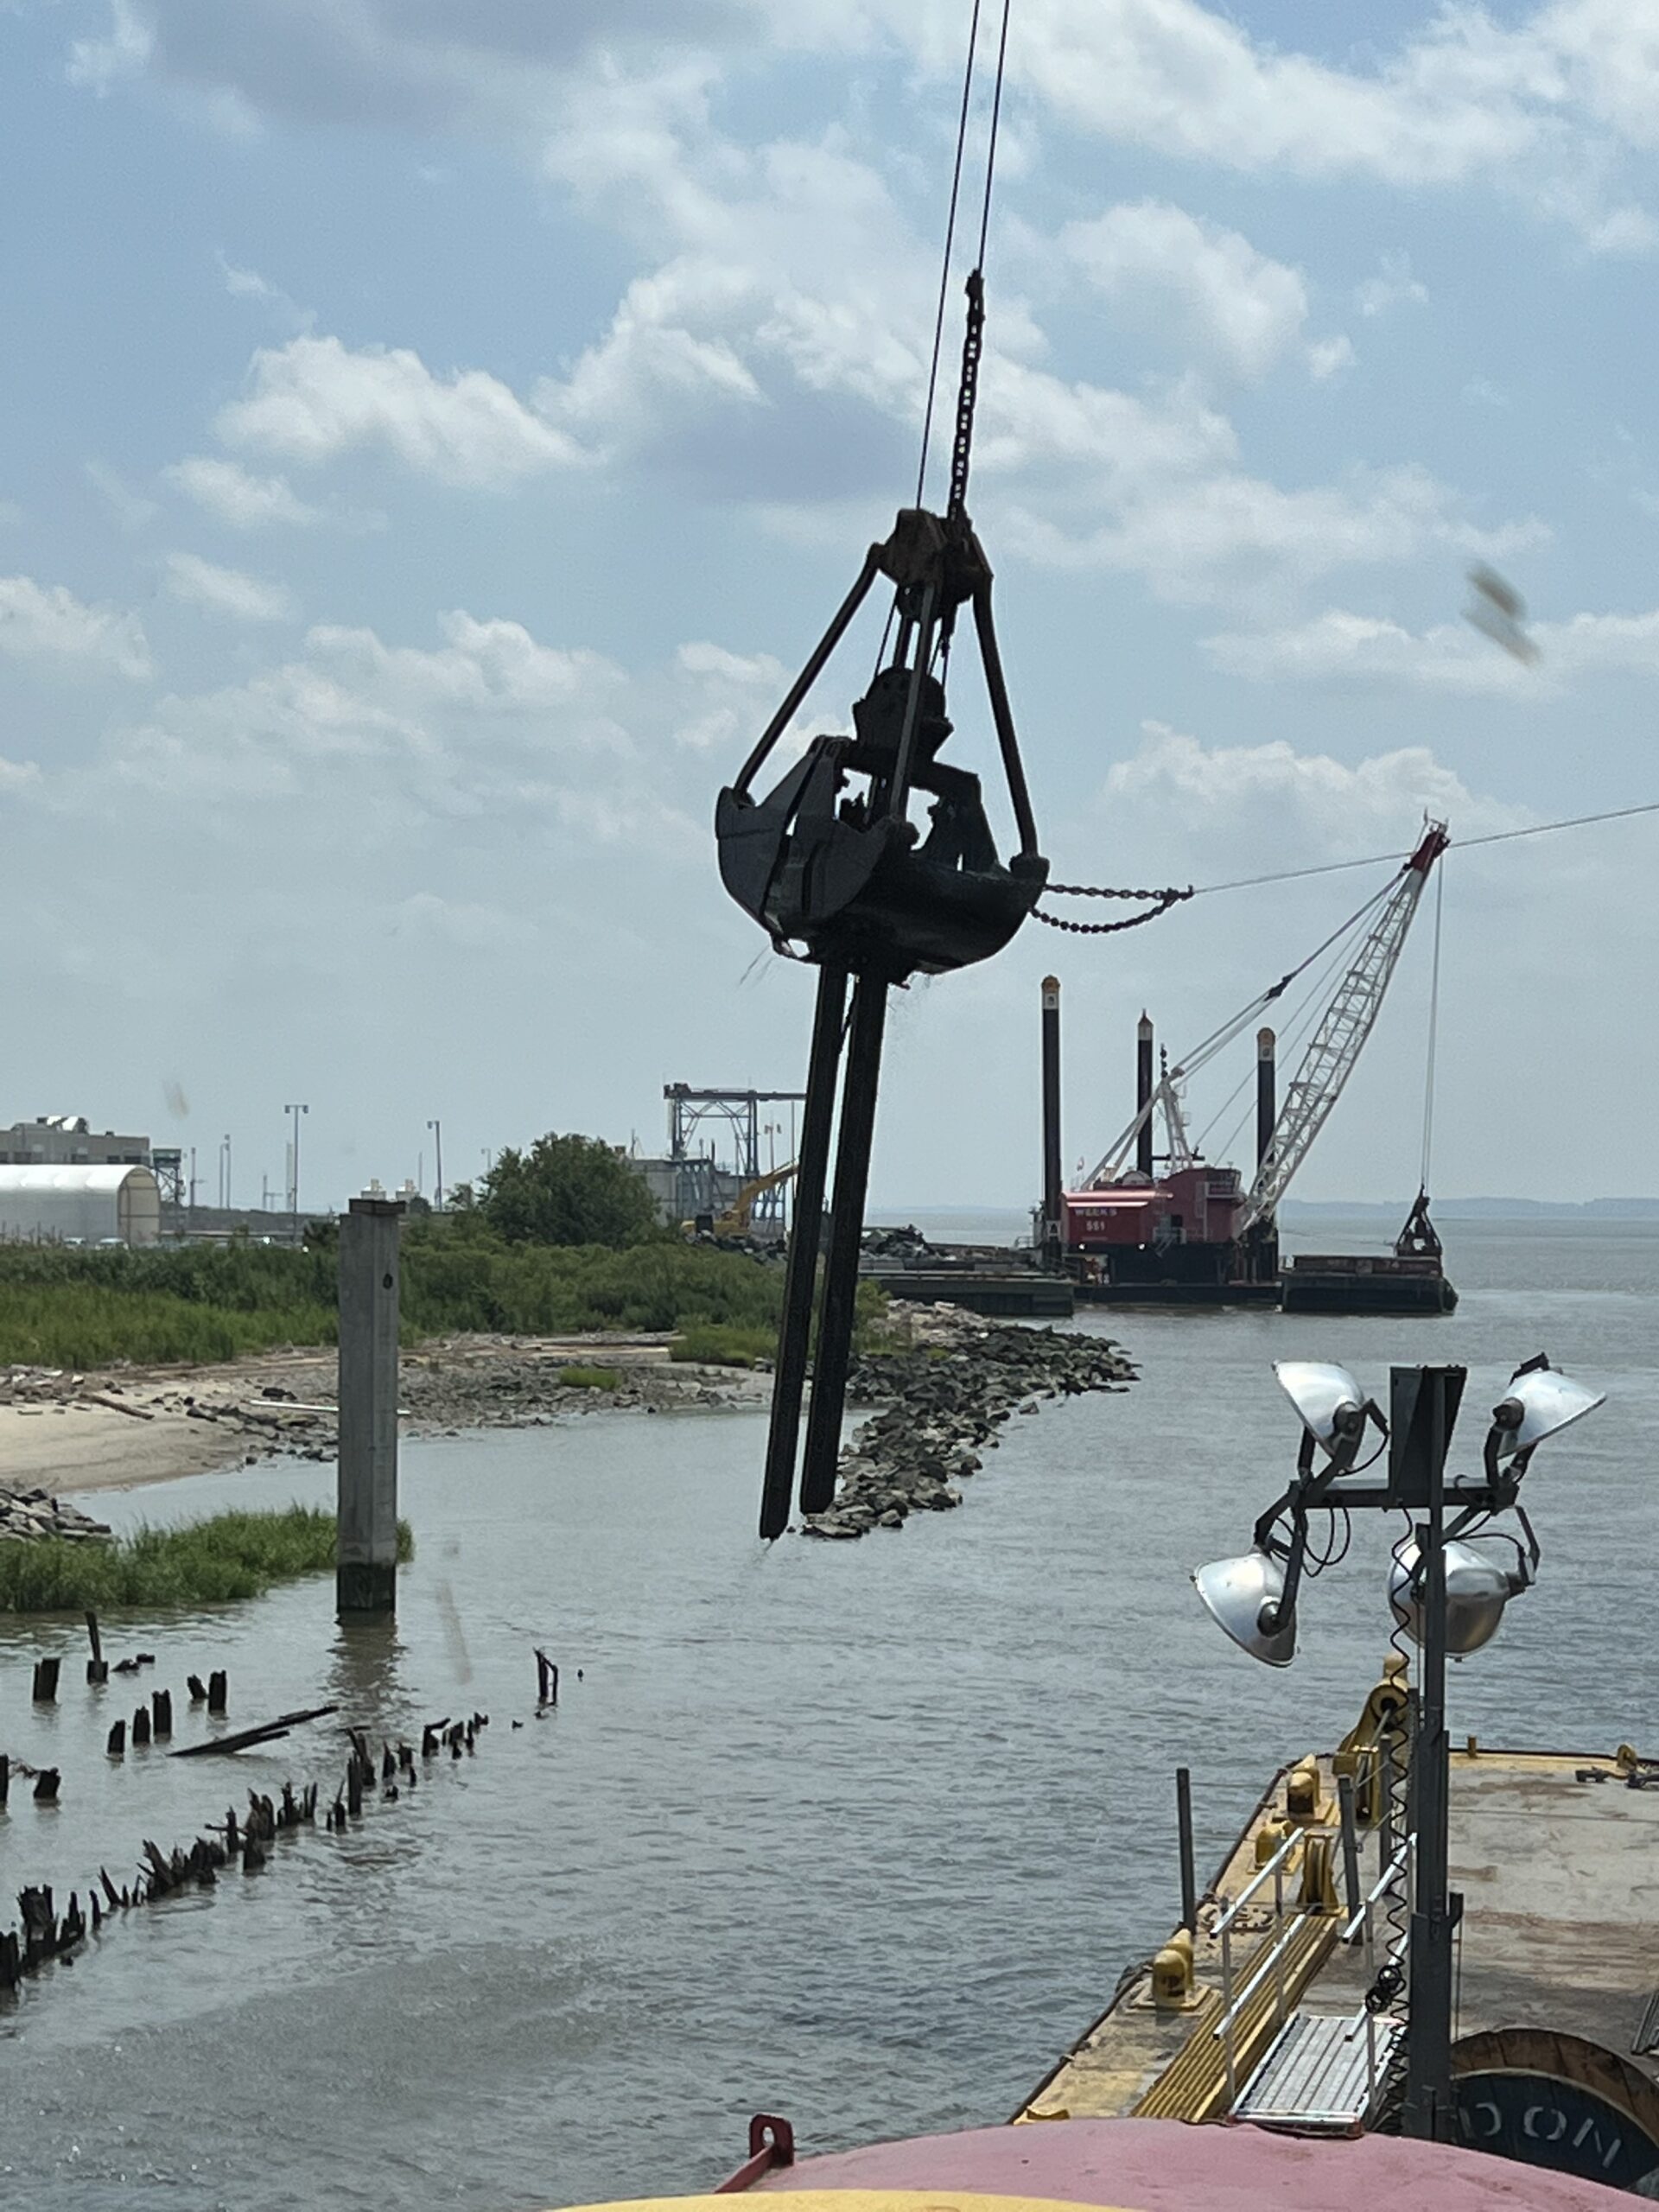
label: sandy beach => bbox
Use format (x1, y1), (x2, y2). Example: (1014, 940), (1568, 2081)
(0, 1336), (770, 1498)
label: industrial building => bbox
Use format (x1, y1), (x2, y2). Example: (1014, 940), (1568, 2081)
(0, 1165), (162, 1246)
(0, 1115), (150, 1166)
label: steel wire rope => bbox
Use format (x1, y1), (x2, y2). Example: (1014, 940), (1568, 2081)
(1088, 881), (1391, 1182)
(974, 0), (1014, 269)
(1197, 907), (1376, 1160)
(1050, 793), (1659, 918)
(1420, 860), (1446, 1193)
(912, 0), (984, 511)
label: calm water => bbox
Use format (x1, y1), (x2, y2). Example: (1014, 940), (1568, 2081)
(3, 1218), (1656, 2211)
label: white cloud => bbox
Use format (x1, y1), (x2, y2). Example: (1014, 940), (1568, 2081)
(65, 0), (1659, 249)
(670, 639), (786, 750)
(100, 609), (716, 862)
(163, 552), (298, 624)
(1306, 334), (1356, 381)
(85, 458), (158, 531)
(216, 334), (584, 487)
(1059, 200), (1310, 381)
(1103, 718), (1524, 857)
(67, 0), (151, 92)
(167, 455), (323, 528)
(1000, 459), (1547, 607)
(0, 575), (152, 680)
(1205, 601), (1659, 694)
(1355, 251), (1430, 318)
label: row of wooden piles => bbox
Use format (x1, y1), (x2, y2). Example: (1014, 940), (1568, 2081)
(0, 1709), (493, 1994)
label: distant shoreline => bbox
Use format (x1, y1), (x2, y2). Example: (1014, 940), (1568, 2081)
(874, 1199), (1659, 1225)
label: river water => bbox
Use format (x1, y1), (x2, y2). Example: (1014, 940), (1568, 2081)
(3, 1217), (1656, 2212)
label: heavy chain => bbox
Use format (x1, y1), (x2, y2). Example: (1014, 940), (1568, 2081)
(1034, 883), (1194, 936)
(947, 270), (985, 524)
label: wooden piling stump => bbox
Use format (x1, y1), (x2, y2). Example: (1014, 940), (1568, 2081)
(151, 1688), (173, 1739)
(132, 1706), (151, 1748)
(207, 1669), (227, 1713)
(187, 1674), (208, 1703)
(0, 1754), (9, 1807)
(32, 1656), (60, 1704)
(86, 1611), (107, 1686)
(33, 1769), (60, 1802)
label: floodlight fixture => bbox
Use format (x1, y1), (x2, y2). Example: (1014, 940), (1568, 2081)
(1485, 1357), (1605, 1481)
(1192, 1550), (1296, 1668)
(1389, 1535), (1527, 1656)
(1274, 1360), (1376, 1459)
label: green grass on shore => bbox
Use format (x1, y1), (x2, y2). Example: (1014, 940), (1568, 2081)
(0, 1233), (786, 1368)
(557, 1364), (621, 1390)
(668, 1323), (777, 1368)
(0, 1505), (415, 1613)
(0, 1230), (893, 1372)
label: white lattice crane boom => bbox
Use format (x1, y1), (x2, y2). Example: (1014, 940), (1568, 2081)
(1236, 823), (1448, 1236)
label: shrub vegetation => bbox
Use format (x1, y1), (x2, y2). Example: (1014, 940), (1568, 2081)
(0, 1505), (415, 1613)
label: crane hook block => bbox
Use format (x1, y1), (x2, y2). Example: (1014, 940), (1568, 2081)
(715, 505), (1047, 983)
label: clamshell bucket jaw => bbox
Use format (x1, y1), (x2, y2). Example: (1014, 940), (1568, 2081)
(715, 505), (1047, 983)
(717, 504), (1046, 1539)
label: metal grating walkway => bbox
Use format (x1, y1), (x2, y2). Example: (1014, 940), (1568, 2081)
(1231, 2009), (1402, 2133)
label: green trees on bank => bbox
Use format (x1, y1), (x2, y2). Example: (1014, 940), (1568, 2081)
(476, 1134), (661, 1249)
(0, 1130), (820, 1368)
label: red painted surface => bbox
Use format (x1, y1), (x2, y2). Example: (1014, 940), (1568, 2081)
(758, 2119), (1633, 2210)
(1061, 1166), (1243, 1255)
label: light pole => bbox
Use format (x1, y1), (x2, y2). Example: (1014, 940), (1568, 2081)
(427, 1119), (443, 1210)
(222, 1133), (232, 1213)
(1193, 1357), (1603, 2140)
(283, 1103), (308, 1241)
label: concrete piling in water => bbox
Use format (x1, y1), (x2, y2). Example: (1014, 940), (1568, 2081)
(336, 1192), (406, 1617)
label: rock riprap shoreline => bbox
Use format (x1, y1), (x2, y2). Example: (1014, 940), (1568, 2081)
(0, 1486), (111, 1542)
(799, 1308), (1136, 1539)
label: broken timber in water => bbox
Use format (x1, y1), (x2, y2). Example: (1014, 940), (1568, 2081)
(1, 1705), (492, 1999)
(168, 1702), (338, 1758)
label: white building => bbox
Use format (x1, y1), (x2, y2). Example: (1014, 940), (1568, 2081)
(0, 1166), (162, 1247)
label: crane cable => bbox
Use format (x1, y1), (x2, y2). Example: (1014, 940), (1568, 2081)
(912, 0), (1013, 518)
(1038, 792), (1659, 925)
(1420, 858), (1445, 1193)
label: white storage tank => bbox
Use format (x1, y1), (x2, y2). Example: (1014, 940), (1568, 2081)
(0, 1165), (162, 1247)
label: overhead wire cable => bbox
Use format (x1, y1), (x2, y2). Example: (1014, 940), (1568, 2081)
(974, 0), (1014, 267)
(1049, 795), (1659, 918)
(1455, 797), (1659, 852)
(913, 0), (984, 509)
(1420, 858), (1445, 1192)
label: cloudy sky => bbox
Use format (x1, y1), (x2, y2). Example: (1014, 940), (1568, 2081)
(4, 0), (1659, 1211)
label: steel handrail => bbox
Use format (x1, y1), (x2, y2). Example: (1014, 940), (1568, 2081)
(1213, 1827), (1304, 1936)
(1339, 1835), (1413, 1942)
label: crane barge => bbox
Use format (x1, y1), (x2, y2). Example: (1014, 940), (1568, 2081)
(1053, 826), (1456, 1313)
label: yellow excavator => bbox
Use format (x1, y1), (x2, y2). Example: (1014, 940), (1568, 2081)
(683, 1160), (798, 1241)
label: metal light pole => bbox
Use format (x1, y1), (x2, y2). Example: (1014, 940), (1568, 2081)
(1402, 1368), (1457, 2142)
(427, 1119), (443, 1211)
(1193, 1357), (1604, 2144)
(284, 1103), (308, 1242)
(223, 1133), (232, 1213)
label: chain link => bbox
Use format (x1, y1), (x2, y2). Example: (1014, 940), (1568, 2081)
(1033, 881), (1193, 937)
